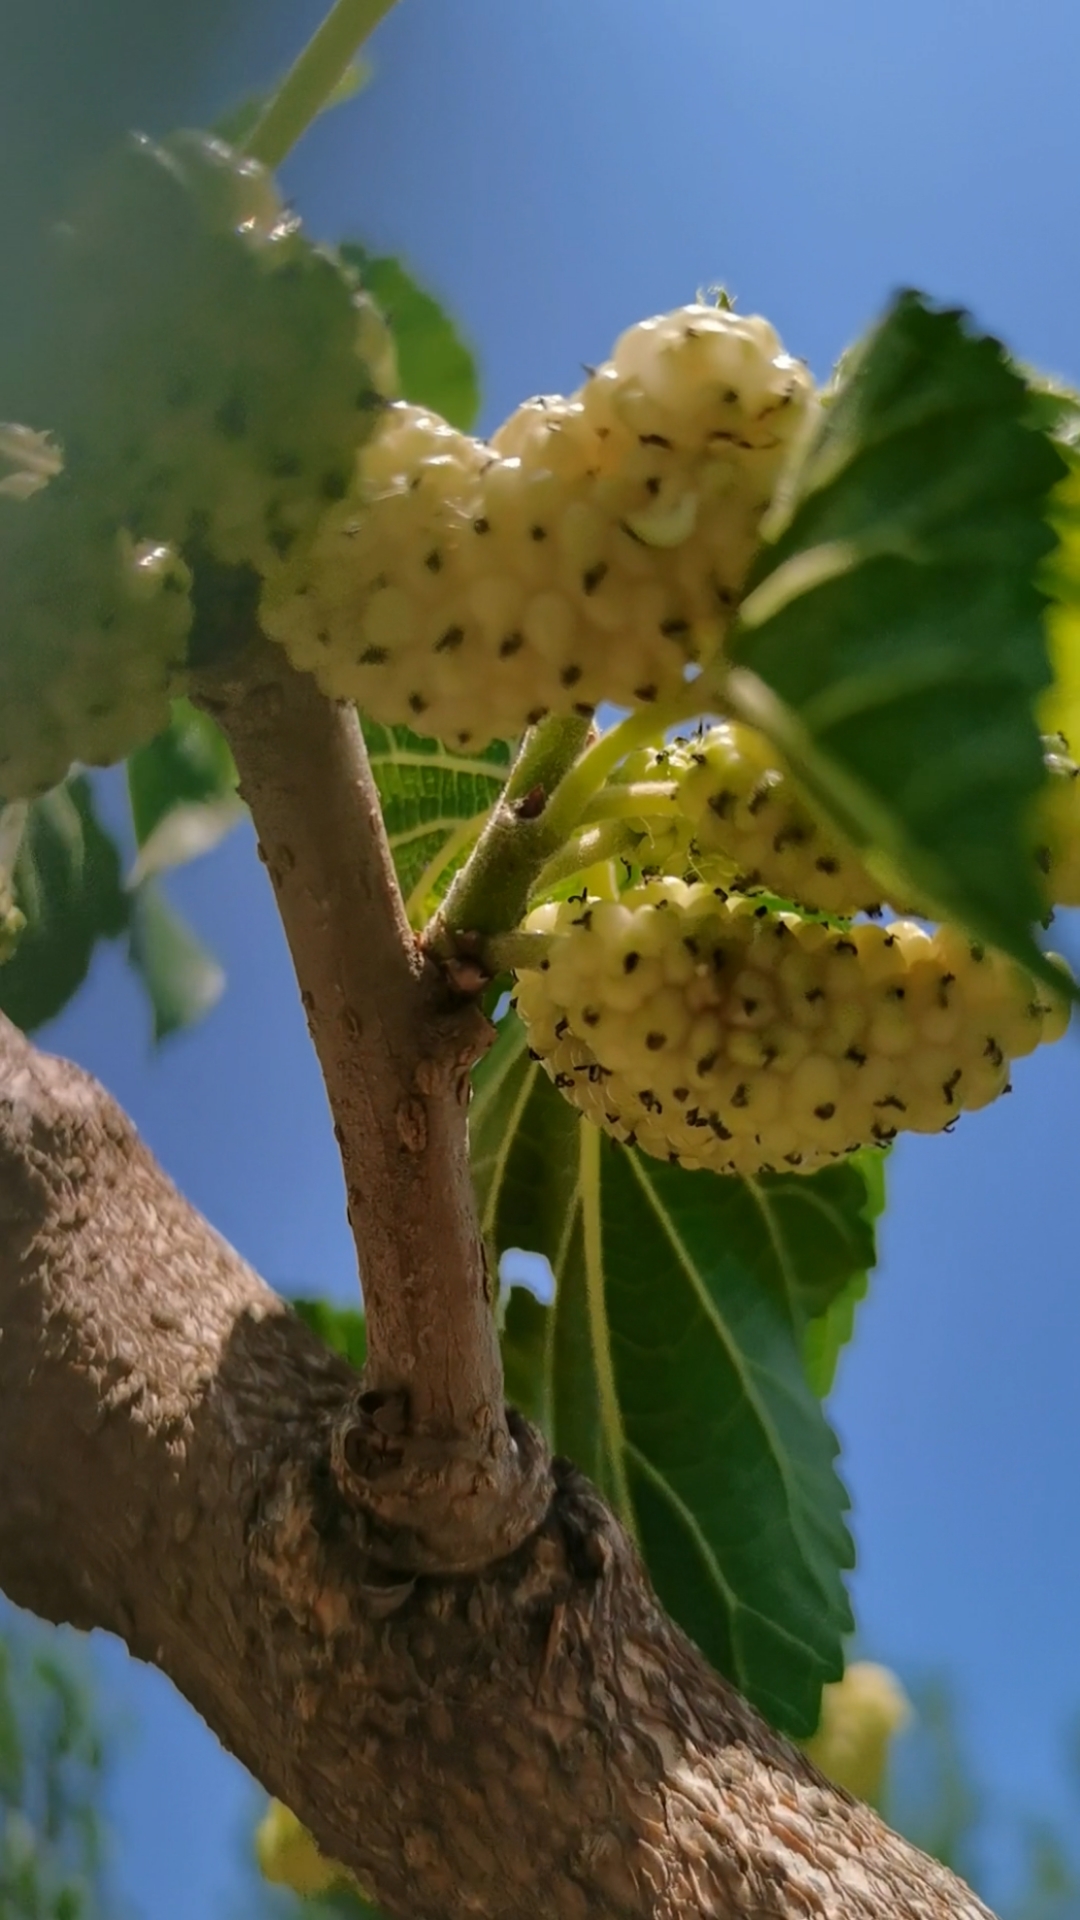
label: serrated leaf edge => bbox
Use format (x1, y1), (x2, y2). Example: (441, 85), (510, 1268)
(726, 663), (1075, 1002)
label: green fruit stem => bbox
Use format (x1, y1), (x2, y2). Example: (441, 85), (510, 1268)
(429, 691), (708, 950)
(480, 929), (555, 975)
(528, 820), (643, 901)
(540, 682), (711, 852)
(580, 780), (680, 823)
(503, 714), (593, 805)
(244, 0), (401, 171)
(426, 716), (593, 946)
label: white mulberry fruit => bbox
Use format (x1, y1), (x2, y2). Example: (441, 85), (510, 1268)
(676, 724), (1080, 916)
(0, 424), (63, 501)
(672, 723), (897, 912)
(17, 133), (385, 578)
(514, 880), (1068, 1177)
(802, 1663), (911, 1805)
(262, 304), (816, 748)
(0, 488), (192, 802)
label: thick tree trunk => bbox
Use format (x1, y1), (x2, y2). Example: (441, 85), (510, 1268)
(0, 1016), (994, 1920)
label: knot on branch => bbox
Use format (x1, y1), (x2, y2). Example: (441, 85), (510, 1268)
(512, 782), (548, 821)
(247, 1406), (423, 1655)
(331, 1396), (553, 1576)
(247, 1400), (558, 1672)
(415, 947), (498, 1051)
(404, 964), (498, 1115)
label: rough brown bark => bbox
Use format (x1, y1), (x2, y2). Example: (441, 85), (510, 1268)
(193, 642), (548, 1575)
(0, 1017), (995, 1920)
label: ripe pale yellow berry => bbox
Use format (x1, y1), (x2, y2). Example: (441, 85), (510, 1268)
(674, 724), (893, 912)
(262, 305), (816, 748)
(802, 1663), (912, 1805)
(254, 1801), (369, 1900)
(613, 722), (1080, 922)
(0, 880), (23, 964)
(514, 880), (1068, 1176)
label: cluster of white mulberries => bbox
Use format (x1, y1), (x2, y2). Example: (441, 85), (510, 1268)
(261, 305), (816, 748)
(0, 423), (63, 501)
(513, 879), (1068, 1177)
(0, 491), (191, 802)
(0, 132), (391, 802)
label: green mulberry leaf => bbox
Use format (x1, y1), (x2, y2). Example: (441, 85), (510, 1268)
(471, 1011), (877, 1734)
(363, 719), (510, 926)
(798, 1151), (886, 1396)
(126, 881), (224, 1043)
(341, 246), (480, 429)
(470, 1010), (606, 1484)
(500, 1286), (550, 1430)
(126, 699), (242, 883)
(729, 291), (1071, 995)
(0, 777), (128, 1031)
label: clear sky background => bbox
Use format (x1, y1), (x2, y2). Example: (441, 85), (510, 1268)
(18, 1), (1080, 1912)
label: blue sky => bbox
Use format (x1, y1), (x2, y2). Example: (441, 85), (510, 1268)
(19, 0), (1080, 1911)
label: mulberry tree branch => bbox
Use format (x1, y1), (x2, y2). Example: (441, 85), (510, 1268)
(0, 1015), (997, 1920)
(243, 0), (402, 171)
(193, 638), (548, 1573)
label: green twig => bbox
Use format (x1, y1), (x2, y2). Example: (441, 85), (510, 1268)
(504, 714), (593, 805)
(540, 682), (710, 851)
(244, 0), (401, 171)
(529, 821), (643, 900)
(480, 930), (555, 975)
(580, 781), (679, 823)
(426, 719), (594, 947)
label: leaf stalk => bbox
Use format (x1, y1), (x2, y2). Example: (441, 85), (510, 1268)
(244, 0), (401, 170)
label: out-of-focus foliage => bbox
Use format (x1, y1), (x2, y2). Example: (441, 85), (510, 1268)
(0, 766), (227, 1044)
(0, 1610), (115, 1919)
(0, 778), (128, 1033)
(339, 248), (481, 430)
(888, 1682), (1080, 1919)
